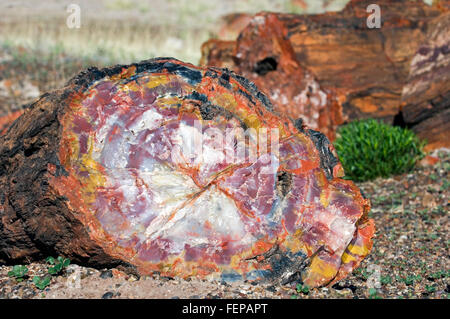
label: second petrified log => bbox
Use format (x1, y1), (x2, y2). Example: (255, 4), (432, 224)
(0, 58), (374, 287)
(201, 0), (449, 148)
(202, 14), (344, 140)
(401, 12), (450, 151)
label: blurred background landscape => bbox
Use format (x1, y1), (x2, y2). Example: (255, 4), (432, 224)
(0, 0), (351, 116)
(0, 0), (351, 65)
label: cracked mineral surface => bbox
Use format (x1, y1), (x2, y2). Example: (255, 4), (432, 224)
(1, 58), (374, 288)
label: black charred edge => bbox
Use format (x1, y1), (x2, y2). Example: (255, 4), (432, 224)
(245, 244), (309, 285)
(229, 71), (275, 112)
(359, 188), (368, 200)
(205, 66), (275, 113)
(67, 57), (202, 89)
(185, 92), (248, 130)
(67, 57), (276, 114)
(306, 129), (339, 180)
(294, 118), (305, 133)
(198, 103), (234, 121)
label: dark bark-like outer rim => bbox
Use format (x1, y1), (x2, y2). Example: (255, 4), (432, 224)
(0, 57), (339, 272)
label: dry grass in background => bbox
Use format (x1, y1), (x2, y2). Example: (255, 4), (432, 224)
(0, 0), (350, 66)
(0, 0), (432, 111)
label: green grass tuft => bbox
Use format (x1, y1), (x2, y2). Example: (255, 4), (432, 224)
(333, 119), (425, 182)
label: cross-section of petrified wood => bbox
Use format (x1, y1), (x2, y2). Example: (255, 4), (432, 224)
(201, 0), (448, 147)
(0, 58), (374, 287)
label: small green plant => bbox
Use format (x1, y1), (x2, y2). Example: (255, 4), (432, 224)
(296, 283), (310, 294)
(428, 270), (448, 280)
(33, 275), (51, 290)
(402, 274), (421, 285)
(380, 275), (392, 285)
(47, 256), (71, 275)
(333, 119), (425, 181)
(368, 288), (382, 299)
(425, 285), (436, 293)
(360, 267), (373, 281)
(7, 265), (28, 282)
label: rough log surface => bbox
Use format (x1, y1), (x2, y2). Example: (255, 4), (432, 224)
(201, 0), (449, 148)
(0, 58), (374, 287)
(401, 12), (450, 151)
(280, 0), (445, 121)
(202, 14), (343, 140)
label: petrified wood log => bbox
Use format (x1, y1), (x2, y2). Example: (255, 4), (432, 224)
(401, 11), (450, 151)
(280, 0), (445, 122)
(0, 58), (374, 287)
(202, 14), (344, 140)
(201, 0), (448, 147)
(200, 40), (236, 70)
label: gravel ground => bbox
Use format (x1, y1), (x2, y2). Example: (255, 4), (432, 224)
(0, 150), (448, 299)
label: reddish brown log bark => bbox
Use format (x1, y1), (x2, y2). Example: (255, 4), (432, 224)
(201, 0), (449, 148)
(401, 12), (450, 151)
(279, 0), (445, 122)
(202, 14), (344, 141)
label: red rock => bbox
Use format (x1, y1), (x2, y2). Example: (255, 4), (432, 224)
(419, 155), (440, 167)
(112, 268), (128, 279)
(0, 58), (373, 287)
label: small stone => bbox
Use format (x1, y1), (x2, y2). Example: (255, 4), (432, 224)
(102, 291), (114, 299)
(100, 269), (113, 279)
(266, 286), (277, 293)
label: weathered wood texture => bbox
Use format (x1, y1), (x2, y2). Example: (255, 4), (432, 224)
(201, 0), (449, 148)
(401, 11), (450, 151)
(203, 14), (344, 140)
